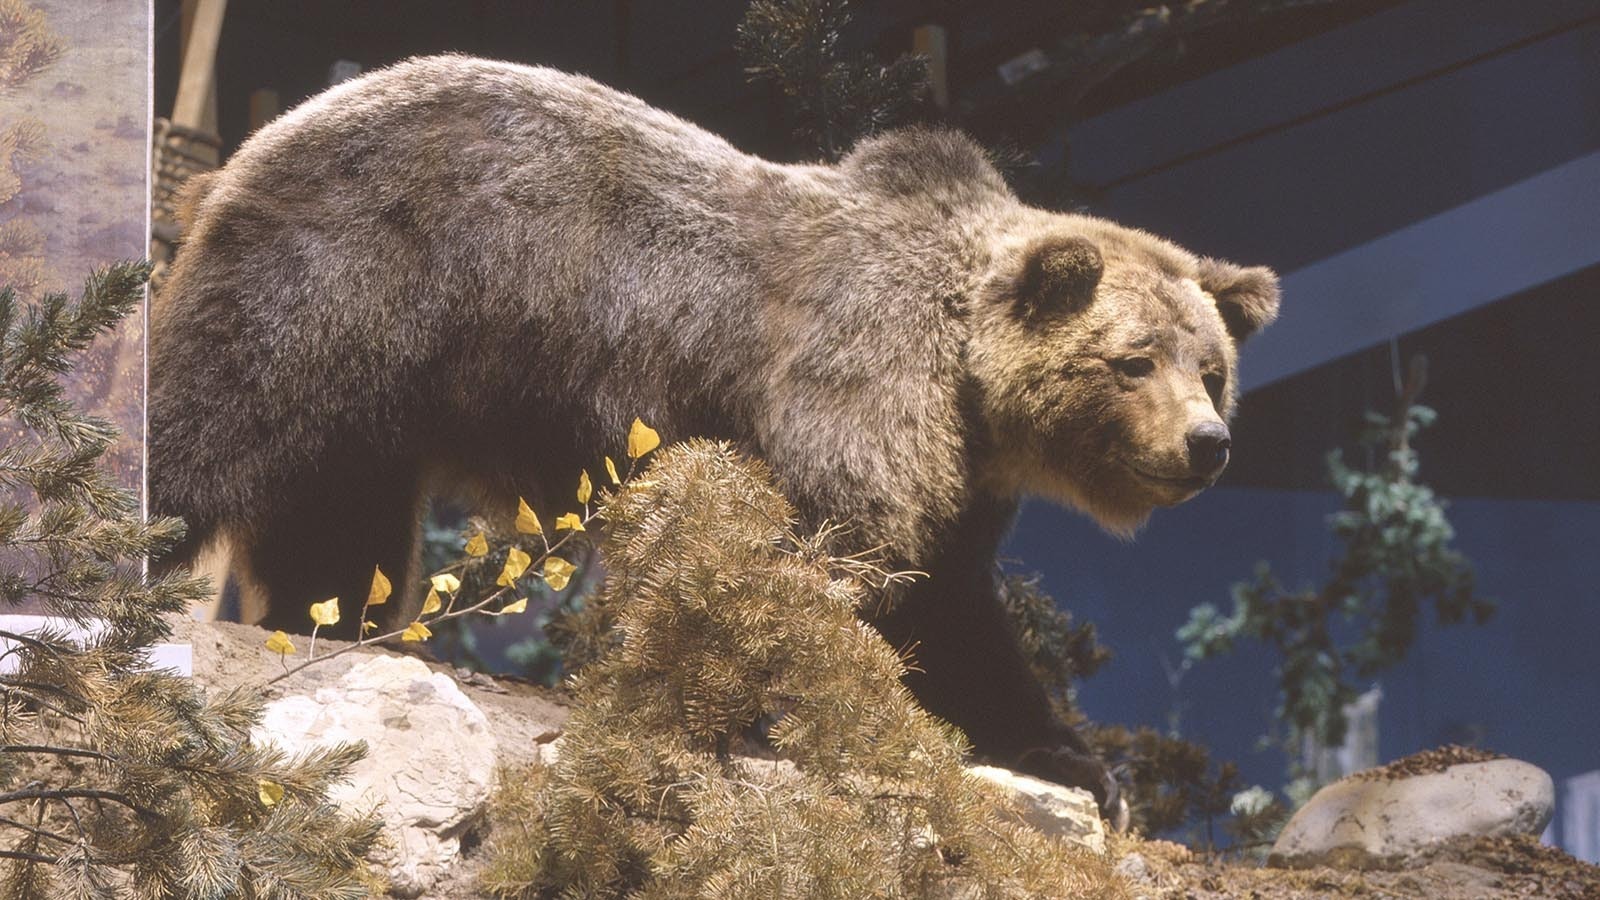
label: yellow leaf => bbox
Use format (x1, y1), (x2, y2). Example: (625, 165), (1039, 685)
(430, 573), (461, 594)
(498, 547), (531, 586)
(264, 631), (296, 655)
(500, 597), (528, 615)
(401, 621), (432, 642)
(577, 470), (592, 505)
(421, 589), (443, 615)
(309, 597), (340, 627)
(555, 513), (584, 532)
(258, 779), (284, 807)
(544, 556), (576, 591)
(367, 566), (392, 606)
(605, 456), (621, 485)
(628, 418), (660, 459)
(362, 620), (378, 632)
(515, 497), (543, 535)
(465, 532), (488, 557)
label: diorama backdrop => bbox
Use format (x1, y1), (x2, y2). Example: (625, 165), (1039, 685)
(0, 0), (148, 490)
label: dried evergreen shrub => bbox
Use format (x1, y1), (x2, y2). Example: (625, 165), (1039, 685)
(0, 219), (43, 297)
(0, 119), (44, 208)
(0, 0), (52, 299)
(482, 440), (1128, 899)
(1, 263), (380, 899)
(0, 0), (61, 94)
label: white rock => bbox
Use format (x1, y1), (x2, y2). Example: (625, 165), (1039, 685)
(1270, 758), (1555, 868)
(966, 765), (1107, 853)
(256, 655), (498, 897)
(1114, 851), (1152, 883)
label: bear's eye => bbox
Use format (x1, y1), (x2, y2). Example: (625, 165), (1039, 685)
(1203, 372), (1226, 405)
(1110, 357), (1155, 378)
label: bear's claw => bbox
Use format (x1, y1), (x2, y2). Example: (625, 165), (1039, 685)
(1014, 743), (1130, 831)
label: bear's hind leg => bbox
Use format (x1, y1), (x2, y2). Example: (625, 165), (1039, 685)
(240, 461), (425, 639)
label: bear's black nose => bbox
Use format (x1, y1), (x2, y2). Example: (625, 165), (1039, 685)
(1187, 422), (1231, 476)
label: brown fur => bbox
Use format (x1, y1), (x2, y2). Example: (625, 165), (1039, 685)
(150, 55), (1279, 808)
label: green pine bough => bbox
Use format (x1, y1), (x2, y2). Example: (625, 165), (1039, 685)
(0, 263), (380, 899)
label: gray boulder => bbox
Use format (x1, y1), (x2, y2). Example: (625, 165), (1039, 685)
(255, 655), (498, 897)
(1271, 757), (1555, 868)
(967, 764), (1108, 854)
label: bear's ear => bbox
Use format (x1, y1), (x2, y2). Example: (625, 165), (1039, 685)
(1016, 236), (1103, 317)
(1197, 258), (1280, 342)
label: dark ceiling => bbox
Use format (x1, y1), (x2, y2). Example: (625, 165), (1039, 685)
(154, 0), (1405, 168)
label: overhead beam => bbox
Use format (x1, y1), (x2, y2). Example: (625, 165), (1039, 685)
(173, 0), (226, 131)
(1069, 0), (1600, 188)
(1242, 152), (1600, 391)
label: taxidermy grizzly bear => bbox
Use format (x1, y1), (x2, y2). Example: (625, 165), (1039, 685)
(151, 55), (1280, 817)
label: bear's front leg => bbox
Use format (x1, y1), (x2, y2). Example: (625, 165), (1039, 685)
(868, 506), (1124, 825)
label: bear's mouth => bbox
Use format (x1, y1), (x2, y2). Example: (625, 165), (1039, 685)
(1119, 459), (1212, 494)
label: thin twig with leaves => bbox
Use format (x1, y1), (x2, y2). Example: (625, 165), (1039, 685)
(260, 419), (665, 685)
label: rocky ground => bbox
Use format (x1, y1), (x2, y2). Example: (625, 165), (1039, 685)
(1117, 834), (1599, 899)
(176, 617), (1600, 899)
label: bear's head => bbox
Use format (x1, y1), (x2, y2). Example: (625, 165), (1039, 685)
(967, 221), (1280, 536)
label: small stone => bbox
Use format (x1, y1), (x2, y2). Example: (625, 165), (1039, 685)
(255, 655), (498, 897)
(1114, 851), (1152, 883)
(1270, 757), (1555, 869)
(967, 764), (1107, 853)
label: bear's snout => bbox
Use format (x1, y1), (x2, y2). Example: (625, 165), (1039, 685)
(1186, 422), (1231, 477)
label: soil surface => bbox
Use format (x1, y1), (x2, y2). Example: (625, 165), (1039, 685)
(1354, 744), (1507, 782)
(1123, 834), (1599, 900)
(177, 617), (1599, 899)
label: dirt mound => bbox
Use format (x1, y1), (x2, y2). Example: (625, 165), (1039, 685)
(1116, 832), (1599, 899)
(1354, 744), (1506, 781)
(1425, 834), (1600, 897)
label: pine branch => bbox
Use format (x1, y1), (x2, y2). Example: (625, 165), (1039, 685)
(2, 263), (381, 894)
(0, 788), (157, 818)
(737, 0), (929, 159)
(0, 745), (112, 762)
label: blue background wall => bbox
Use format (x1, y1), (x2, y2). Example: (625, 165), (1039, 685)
(1009, 492), (1600, 809)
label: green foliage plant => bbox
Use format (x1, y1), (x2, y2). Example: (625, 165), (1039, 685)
(1178, 356), (1494, 781)
(480, 440), (1129, 899)
(0, 263), (380, 898)
(998, 574), (1286, 848)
